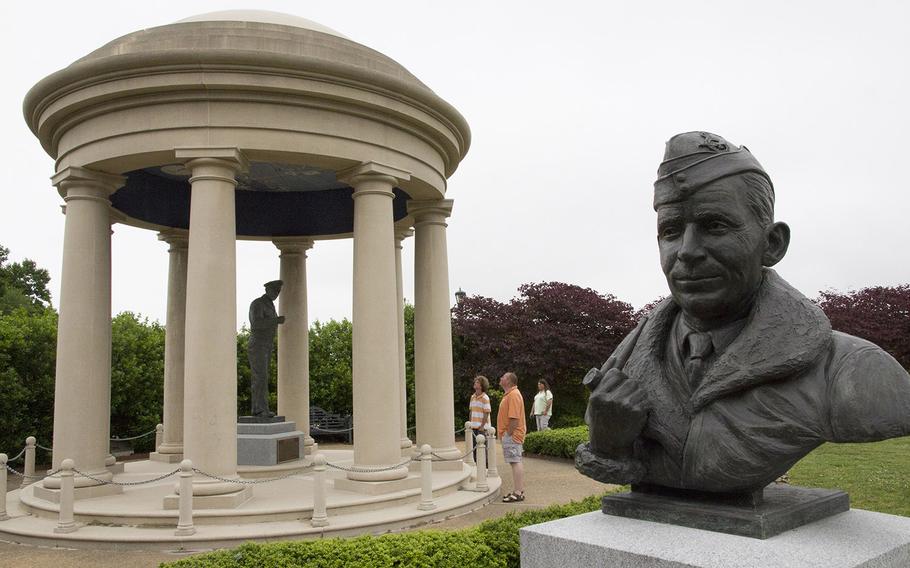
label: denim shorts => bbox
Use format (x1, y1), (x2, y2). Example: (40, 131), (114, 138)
(501, 433), (523, 463)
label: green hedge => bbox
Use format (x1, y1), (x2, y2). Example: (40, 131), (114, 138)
(523, 425), (589, 459)
(162, 494), (605, 568)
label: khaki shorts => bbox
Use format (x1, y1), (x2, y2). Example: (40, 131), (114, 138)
(501, 433), (523, 463)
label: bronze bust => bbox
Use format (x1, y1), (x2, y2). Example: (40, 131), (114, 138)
(577, 132), (910, 495)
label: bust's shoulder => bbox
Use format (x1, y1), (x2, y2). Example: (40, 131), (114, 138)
(828, 331), (902, 373)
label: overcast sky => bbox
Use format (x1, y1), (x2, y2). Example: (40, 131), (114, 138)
(3, 1), (909, 326)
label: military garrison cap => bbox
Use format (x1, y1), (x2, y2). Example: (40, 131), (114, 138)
(653, 131), (772, 208)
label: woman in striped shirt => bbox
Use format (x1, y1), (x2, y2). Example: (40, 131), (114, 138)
(469, 375), (492, 462)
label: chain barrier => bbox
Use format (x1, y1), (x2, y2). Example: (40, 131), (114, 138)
(5, 464), (60, 480)
(72, 467), (181, 487)
(429, 446), (473, 462)
(312, 424), (354, 433)
(36, 443), (53, 452)
(6, 447), (27, 462)
(325, 457), (413, 473)
(192, 466), (314, 485)
(109, 427), (158, 442)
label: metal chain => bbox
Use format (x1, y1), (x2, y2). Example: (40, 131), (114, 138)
(71, 467), (181, 486)
(429, 446), (473, 462)
(6, 447), (27, 462)
(4, 463), (25, 477)
(36, 444), (53, 452)
(5, 464), (60, 479)
(312, 425), (354, 433)
(192, 466), (312, 485)
(325, 457), (412, 473)
(110, 427), (158, 442)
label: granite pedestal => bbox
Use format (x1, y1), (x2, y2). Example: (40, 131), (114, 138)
(602, 484), (849, 539)
(520, 508), (910, 568)
(237, 419), (306, 466)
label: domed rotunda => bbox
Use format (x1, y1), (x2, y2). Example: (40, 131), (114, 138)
(3, 10), (494, 549)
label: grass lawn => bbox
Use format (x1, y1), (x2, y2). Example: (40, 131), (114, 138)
(789, 436), (910, 516)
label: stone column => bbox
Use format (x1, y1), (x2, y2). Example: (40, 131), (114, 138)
(342, 163), (410, 483)
(151, 232), (188, 463)
(42, 167), (124, 497)
(408, 200), (460, 464)
(395, 228), (414, 454)
(273, 238), (315, 452)
(175, 148), (249, 507)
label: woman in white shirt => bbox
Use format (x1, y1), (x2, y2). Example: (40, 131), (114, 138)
(468, 375), (492, 461)
(531, 379), (553, 431)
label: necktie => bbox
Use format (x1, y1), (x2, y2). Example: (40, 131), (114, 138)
(685, 331), (714, 391)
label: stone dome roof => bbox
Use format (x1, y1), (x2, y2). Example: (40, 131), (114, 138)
(176, 10), (348, 38)
(73, 10), (429, 92)
(26, 10), (469, 162)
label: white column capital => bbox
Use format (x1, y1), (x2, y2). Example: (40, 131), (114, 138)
(407, 199), (454, 225)
(51, 167), (125, 200)
(175, 147), (249, 179)
(339, 162), (411, 190)
(273, 238), (315, 256)
(394, 227), (414, 246)
(158, 231), (189, 251)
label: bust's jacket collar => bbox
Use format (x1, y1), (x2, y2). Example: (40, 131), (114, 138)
(641, 269), (832, 411)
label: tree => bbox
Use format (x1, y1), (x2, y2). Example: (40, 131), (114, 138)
(817, 285), (910, 370)
(0, 244), (51, 313)
(0, 307), (57, 456)
(109, 312), (166, 452)
(308, 318), (353, 415)
(452, 282), (637, 427)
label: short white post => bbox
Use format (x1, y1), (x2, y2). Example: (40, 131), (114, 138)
(54, 458), (77, 534)
(485, 426), (499, 478)
(311, 453), (328, 527)
(155, 424), (164, 452)
(418, 444), (436, 511)
(0, 454), (9, 521)
(175, 459), (195, 536)
(24, 437), (36, 486)
(464, 422), (475, 465)
(475, 435), (489, 492)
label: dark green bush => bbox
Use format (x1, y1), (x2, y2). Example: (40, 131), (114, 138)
(161, 494), (606, 568)
(523, 425), (589, 459)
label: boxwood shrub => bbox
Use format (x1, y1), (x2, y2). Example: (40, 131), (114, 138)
(162, 494), (606, 568)
(523, 425), (589, 459)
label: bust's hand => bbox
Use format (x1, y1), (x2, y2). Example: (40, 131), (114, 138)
(276, 316), (286, 324)
(588, 368), (649, 455)
(584, 317), (649, 457)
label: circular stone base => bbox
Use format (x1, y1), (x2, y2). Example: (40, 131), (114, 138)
(0, 450), (500, 551)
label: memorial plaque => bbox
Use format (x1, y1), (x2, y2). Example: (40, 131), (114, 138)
(277, 437), (300, 463)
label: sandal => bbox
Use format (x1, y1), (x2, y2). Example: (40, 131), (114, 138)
(503, 492), (525, 503)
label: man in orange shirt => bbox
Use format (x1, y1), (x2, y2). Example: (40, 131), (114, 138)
(497, 371), (527, 502)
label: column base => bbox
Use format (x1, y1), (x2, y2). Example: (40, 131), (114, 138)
(33, 482), (122, 503)
(107, 462), (125, 474)
(150, 452), (185, 464)
(345, 465), (410, 482)
(412, 446), (464, 472)
(334, 473), (421, 495)
(163, 485), (252, 510)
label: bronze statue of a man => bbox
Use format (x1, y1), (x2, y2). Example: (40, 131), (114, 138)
(247, 279), (285, 418)
(577, 132), (910, 494)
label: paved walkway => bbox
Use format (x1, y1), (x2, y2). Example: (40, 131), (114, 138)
(1, 442), (610, 567)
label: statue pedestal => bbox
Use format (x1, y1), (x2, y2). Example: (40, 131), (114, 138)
(602, 484), (849, 539)
(520, 509), (910, 568)
(237, 419), (306, 466)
